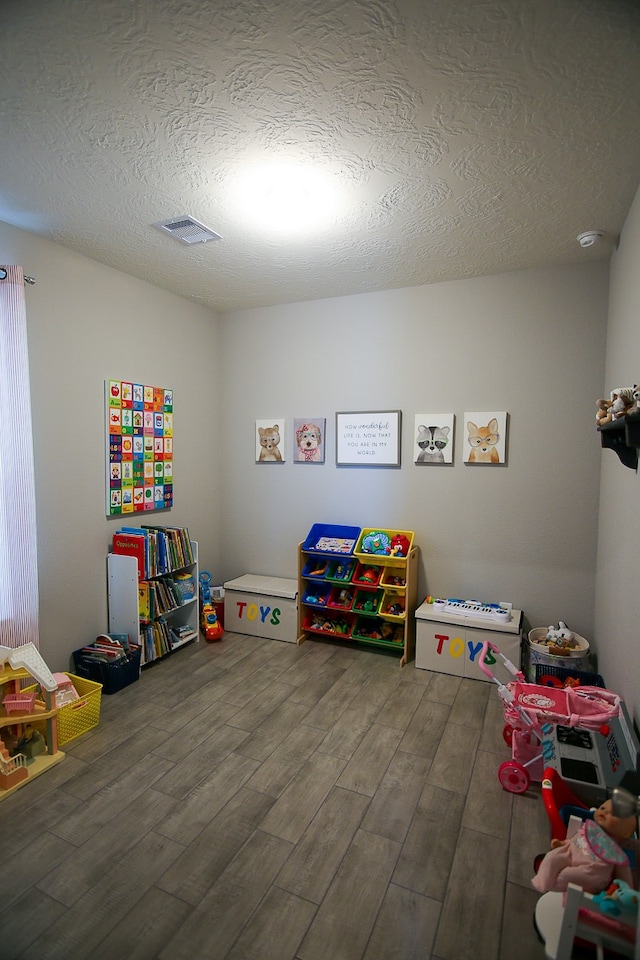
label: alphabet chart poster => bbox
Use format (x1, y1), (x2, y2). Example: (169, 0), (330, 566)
(105, 380), (173, 516)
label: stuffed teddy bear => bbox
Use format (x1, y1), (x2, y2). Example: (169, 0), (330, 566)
(596, 397), (613, 426)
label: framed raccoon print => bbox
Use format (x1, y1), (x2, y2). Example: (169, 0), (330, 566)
(414, 414), (454, 464)
(463, 411), (508, 465)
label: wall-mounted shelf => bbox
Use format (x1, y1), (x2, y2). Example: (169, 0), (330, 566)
(598, 412), (640, 470)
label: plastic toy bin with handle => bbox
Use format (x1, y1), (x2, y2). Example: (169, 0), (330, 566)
(354, 528), (415, 567)
(301, 523), (362, 556)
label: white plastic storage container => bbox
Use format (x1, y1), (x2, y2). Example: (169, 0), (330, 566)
(223, 575), (298, 642)
(415, 602), (523, 681)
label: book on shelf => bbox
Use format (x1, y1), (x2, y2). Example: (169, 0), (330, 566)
(112, 531), (147, 579)
(141, 525), (194, 575)
(138, 581), (150, 620)
(170, 624), (198, 646)
(140, 618), (172, 663)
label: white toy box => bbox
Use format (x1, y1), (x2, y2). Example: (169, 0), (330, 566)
(415, 601), (523, 681)
(223, 575), (298, 643)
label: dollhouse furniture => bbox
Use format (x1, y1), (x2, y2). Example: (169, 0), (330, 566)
(0, 643), (64, 799)
(535, 883), (640, 959)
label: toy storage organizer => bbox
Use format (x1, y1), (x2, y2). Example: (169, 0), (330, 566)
(223, 575), (298, 642)
(297, 524), (419, 666)
(414, 601), (523, 681)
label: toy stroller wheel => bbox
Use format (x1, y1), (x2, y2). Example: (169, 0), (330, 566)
(498, 760), (530, 794)
(502, 725), (514, 747)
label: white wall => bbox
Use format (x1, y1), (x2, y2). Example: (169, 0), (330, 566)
(0, 217), (613, 682)
(595, 183), (640, 720)
(0, 221), (222, 672)
(219, 262), (608, 640)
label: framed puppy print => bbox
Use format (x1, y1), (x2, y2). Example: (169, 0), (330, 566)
(294, 418), (326, 463)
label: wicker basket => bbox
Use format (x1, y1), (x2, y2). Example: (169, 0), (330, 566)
(526, 627), (590, 682)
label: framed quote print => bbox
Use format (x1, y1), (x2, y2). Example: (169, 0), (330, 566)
(336, 411), (402, 467)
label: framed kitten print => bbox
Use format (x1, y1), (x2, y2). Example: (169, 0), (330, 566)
(414, 414), (454, 464)
(463, 411), (508, 464)
(256, 420), (286, 463)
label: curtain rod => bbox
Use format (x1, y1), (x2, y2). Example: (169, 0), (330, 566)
(0, 268), (36, 284)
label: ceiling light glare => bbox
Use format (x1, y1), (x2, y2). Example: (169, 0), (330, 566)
(232, 162), (343, 235)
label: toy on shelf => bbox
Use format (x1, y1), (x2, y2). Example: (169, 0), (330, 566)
(389, 534), (411, 557)
(626, 384), (640, 417)
(304, 585), (329, 605)
(611, 391), (634, 421)
(308, 612), (350, 635)
(326, 559), (355, 582)
(596, 397), (614, 426)
(353, 564), (381, 586)
(361, 531), (391, 555)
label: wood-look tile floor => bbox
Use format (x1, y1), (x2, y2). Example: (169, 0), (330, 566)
(0, 633), (551, 960)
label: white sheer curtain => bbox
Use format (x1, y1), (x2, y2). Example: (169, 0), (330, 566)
(0, 265), (39, 648)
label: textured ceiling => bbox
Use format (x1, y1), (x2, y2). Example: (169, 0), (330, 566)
(1, 0), (639, 313)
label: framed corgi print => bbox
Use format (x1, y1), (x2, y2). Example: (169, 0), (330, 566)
(414, 414), (454, 464)
(463, 411), (508, 465)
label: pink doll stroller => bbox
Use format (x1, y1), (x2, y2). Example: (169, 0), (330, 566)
(479, 640), (626, 795)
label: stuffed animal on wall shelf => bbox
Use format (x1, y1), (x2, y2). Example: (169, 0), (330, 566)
(596, 398), (613, 426)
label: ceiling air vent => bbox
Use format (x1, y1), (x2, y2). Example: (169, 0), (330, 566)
(153, 216), (222, 245)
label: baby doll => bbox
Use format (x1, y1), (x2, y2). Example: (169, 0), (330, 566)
(532, 799), (638, 895)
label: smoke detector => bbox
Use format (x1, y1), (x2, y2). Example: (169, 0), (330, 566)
(577, 230), (604, 248)
(153, 216), (222, 245)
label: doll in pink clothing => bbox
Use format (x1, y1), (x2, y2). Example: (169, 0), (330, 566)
(532, 799), (638, 895)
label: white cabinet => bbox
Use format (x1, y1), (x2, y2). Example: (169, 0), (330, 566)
(108, 539), (199, 666)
